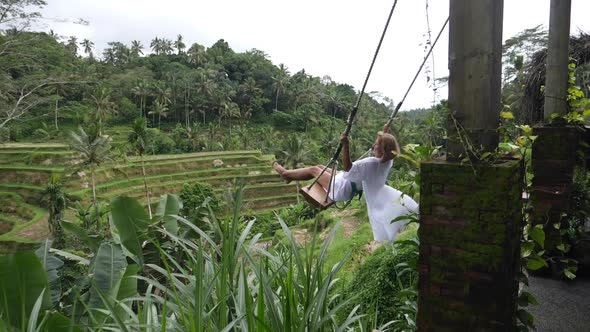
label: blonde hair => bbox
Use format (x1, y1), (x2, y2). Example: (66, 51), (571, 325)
(377, 131), (400, 162)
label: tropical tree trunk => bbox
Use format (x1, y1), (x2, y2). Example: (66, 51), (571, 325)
(185, 87), (189, 129)
(141, 155), (152, 218)
(275, 90), (279, 110)
(54, 99), (59, 130)
(91, 170), (97, 207)
(296, 181), (300, 204)
(91, 169), (100, 230)
(158, 114), (161, 129)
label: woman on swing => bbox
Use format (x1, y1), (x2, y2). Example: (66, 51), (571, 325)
(273, 125), (418, 241)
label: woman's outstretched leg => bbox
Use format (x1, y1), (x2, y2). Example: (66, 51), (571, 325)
(273, 162), (332, 185)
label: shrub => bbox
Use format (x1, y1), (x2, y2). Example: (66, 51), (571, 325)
(179, 182), (220, 220)
(117, 97), (138, 122)
(277, 201), (318, 226)
(341, 240), (419, 327)
(0, 127), (9, 142)
(245, 210), (279, 238)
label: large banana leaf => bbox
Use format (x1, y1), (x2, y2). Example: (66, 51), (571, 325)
(155, 194), (181, 236)
(42, 312), (84, 332)
(35, 240), (64, 307)
(117, 263), (139, 300)
(89, 242), (127, 309)
(61, 220), (100, 251)
(0, 251), (51, 328)
(110, 196), (149, 264)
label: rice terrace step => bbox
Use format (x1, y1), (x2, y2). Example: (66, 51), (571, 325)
(0, 144), (295, 248)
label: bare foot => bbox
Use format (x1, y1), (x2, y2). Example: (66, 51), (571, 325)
(273, 162), (291, 183)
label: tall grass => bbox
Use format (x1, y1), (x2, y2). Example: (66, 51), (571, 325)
(21, 189), (364, 331)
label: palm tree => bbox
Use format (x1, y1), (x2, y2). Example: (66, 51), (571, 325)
(185, 125), (200, 151)
(194, 73), (215, 123)
(238, 77), (262, 118)
(128, 118), (152, 218)
(130, 40), (144, 57)
(148, 100), (169, 129)
(272, 64), (290, 111)
(91, 86), (117, 132)
(188, 43), (207, 67)
(154, 82), (171, 106)
(103, 48), (116, 64)
(161, 38), (174, 55)
(174, 34), (186, 54)
(51, 81), (67, 130)
(67, 36), (78, 55)
(81, 38), (94, 58)
(39, 177), (71, 248)
(280, 134), (311, 203)
(132, 79), (151, 119)
(150, 37), (161, 55)
(69, 125), (113, 226)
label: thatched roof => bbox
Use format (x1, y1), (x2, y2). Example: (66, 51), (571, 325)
(522, 32), (590, 124)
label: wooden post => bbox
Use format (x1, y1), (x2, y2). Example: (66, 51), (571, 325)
(447, 0), (503, 160)
(544, 0), (572, 121)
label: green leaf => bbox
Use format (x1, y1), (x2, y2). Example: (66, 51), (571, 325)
(518, 125), (533, 136)
(155, 194), (181, 236)
(49, 248), (90, 266)
(517, 309), (534, 327)
(583, 109), (590, 118)
(35, 240), (64, 306)
(521, 242), (534, 258)
(0, 251), (51, 327)
(530, 225), (545, 248)
(116, 264), (139, 301)
(564, 268), (576, 280)
(42, 312), (84, 332)
(518, 291), (539, 307)
(61, 220), (100, 251)
(27, 289), (46, 332)
(526, 255), (548, 271)
(111, 196), (149, 264)
(89, 242), (127, 309)
(501, 111), (514, 119)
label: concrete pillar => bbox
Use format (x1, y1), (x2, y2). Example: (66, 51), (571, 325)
(531, 0), (574, 254)
(447, 0), (503, 160)
(544, 0), (572, 121)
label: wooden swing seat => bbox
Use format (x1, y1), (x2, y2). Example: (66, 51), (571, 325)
(299, 182), (335, 210)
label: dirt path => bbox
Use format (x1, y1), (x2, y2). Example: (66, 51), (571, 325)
(12, 218), (50, 241)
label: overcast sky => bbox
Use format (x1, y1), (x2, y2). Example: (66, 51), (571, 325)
(41, 0), (590, 111)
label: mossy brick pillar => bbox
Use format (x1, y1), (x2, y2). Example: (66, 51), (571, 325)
(530, 126), (579, 250)
(417, 160), (522, 331)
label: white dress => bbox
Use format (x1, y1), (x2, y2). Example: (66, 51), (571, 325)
(342, 157), (419, 241)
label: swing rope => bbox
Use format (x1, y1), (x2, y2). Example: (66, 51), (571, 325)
(384, 16), (449, 129)
(307, 0), (400, 196)
(305, 10), (450, 208)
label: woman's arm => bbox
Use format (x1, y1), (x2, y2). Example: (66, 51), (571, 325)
(341, 134), (352, 171)
(382, 123), (391, 134)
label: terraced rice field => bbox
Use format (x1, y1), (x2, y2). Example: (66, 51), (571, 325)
(0, 141), (298, 247)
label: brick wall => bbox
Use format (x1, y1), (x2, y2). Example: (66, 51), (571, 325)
(531, 126), (580, 251)
(417, 159), (522, 331)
